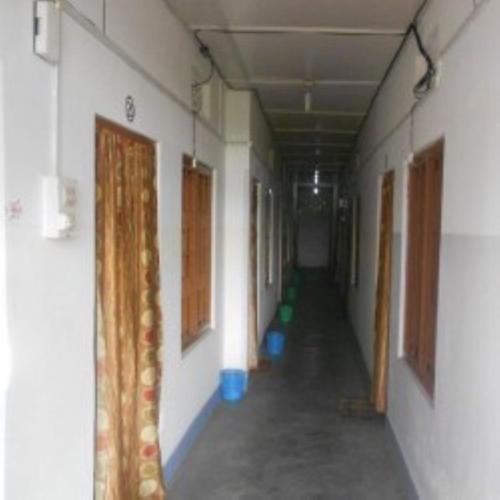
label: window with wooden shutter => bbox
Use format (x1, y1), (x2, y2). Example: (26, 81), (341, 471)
(265, 189), (274, 286)
(404, 138), (444, 397)
(182, 155), (212, 350)
(350, 195), (361, 286)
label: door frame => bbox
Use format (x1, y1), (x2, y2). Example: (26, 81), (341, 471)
(94, 116), (166, 496)
(248, 178), (261, 370)
(371, 170), (395, 414)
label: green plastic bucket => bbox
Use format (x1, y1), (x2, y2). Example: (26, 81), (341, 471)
(279, 304), (294, 324)
(287, 286), (297, 303)
(292, 270), (302, 288)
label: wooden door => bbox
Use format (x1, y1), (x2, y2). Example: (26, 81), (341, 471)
(371, 171), (395, 414)
(248, 179), (259, 370)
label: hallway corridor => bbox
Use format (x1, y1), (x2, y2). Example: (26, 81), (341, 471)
(171, 271), (407, 499)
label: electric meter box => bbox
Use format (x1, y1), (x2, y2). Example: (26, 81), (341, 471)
(34, 1), (60, 64)
(42, 176), (77, 239)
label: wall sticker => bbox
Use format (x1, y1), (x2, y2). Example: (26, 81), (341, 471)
(5, 199), (23, 221)
(125, 95), (136, 123)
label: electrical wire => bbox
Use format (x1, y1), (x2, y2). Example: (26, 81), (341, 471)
(193, 27), (404, 38)
(192, 31), (278, 142)
(409, 23), (436, 99)
(189, 11), (436, 165)
(190, 44), (214, 166)
(194, 32), (237, 91)
(354, 0), (432, 145)
(192, 55), (214, 89)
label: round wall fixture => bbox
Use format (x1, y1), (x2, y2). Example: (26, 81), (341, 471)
(125, 95), (136, 122)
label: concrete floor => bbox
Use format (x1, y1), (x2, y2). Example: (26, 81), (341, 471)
(170, 270), (408, 499)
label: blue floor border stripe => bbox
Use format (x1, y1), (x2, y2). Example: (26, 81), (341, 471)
(163, 387), (221, 484)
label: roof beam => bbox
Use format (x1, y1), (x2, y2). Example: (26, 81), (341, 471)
(278, 142), (353, 148)
(276, 128), (358, 135)
(283, 157), (351, 162)
(298, 169), (339, 174)
(297, 183), (337, 189)
(268, 109), (366, 117)
(227, 78), (380, 87)
(282, 152), (351, 157)
(286, 161), (348, 167)
(193, 25), (406, 37)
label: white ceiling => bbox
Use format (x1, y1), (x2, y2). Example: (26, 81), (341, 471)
(166, 0), (423, 30)
(165, 0), (424, 172)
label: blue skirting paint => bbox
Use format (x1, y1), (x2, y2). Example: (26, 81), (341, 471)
(163, 388), (221, 484)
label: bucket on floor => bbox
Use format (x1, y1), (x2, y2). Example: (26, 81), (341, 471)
(292, 270), (302, 287)
(266, 330), (285, 358)
(220, 369), (246, 402)
(287, 286), (297, 303)
(279, 304), (294, 324)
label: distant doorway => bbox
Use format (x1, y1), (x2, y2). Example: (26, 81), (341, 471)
(297, 187), (333, 268)
(371, 171), (395, 414)
(248, 179), (260, 370)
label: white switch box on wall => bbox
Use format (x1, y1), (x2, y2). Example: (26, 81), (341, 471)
(34, 1), (60, 64)
(42, 176), (77, 239)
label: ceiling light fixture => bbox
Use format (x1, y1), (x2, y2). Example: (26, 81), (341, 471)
(313, 187), (319, 195)
(304, 90), (312, 113)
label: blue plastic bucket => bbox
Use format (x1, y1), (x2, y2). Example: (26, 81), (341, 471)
(266, 331), (285, 358)
(220, 369), (246, 402)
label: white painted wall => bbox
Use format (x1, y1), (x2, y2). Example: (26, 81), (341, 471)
(222, 144), (251, 368)
(225, 90), (252, 144)
(1, 1), (228, 498)
(222, 91), (279, 369)
(348, 1), (500, 498)
(250, 93), (273, 168)
(0, 62), (7, 500)
(105, 0), (216, 112)
(250, 149), (281, 344)
(68, 0), (104, 29)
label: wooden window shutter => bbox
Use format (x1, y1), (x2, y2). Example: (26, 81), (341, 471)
(404, 139), (444, 397)
(182, 157), (212, 349)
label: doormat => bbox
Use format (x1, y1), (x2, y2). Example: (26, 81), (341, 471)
(250, 358), (272, 373)
(338, 397), (380, 419)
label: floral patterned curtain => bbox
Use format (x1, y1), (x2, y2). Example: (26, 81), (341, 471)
(248, 179), (259, 370)
(95, 119), (166, 500)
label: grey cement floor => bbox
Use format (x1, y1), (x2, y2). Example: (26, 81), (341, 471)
(170, 270), (408, 500)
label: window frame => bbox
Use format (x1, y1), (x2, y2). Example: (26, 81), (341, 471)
(350, 195), (361, 287)
(264, 188), (274, 287)
(181, 154), (213, 351)
(403, 138), (445, 398)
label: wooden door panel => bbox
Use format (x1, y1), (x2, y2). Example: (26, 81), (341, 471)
(372, 171), (394, 413)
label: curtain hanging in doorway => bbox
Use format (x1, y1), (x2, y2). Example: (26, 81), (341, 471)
(95, 121), (166, 500)
(248, 180), (259, 370)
